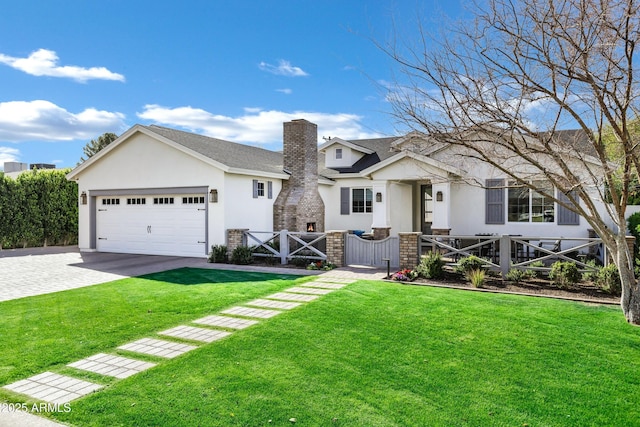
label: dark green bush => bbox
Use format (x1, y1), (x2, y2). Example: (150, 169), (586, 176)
(595, 264), (621, 296)
(455, 255), (488, 275)
(549, 261), (580, 289)
(231, 246), (253, 265)
(208, 244), (228, 263)
(627, 212), (640, 256)
(416, 252), (444, 279)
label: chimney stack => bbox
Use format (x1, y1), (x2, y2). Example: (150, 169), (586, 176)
(273, 119), (325, 232)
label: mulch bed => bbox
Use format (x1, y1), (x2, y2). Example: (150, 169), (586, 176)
(398, 271), (620, 305)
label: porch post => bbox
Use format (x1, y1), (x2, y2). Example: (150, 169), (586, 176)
(431, 181), (451, 232)
(371, 181), (390, 231)
(326, 230), (347, 267)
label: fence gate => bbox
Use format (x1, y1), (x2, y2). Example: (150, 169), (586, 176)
(345, 234), (399, 268)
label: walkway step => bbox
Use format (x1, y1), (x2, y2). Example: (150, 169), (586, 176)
(158, 325), (232, 343)
(221, 306), (283, 319)
(316, 277), (357, 284)
(3, 372), (102, 404)
(118, 338), (197, 359)
(193, 315), (259, 329)
(285, 286), (334, 295)
(68, 353), (156, 379)
(264, 292), (320, 302)
(301, 281), (347, 289)
(245, 299), (302, 310)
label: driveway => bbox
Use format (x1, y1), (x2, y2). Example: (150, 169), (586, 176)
(0, 246), (320, 303)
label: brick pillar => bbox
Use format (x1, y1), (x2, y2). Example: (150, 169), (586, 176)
(325, 230), (347, 267)
(398, 232), (421, 270)
(226, 229), (248, 257)
(372, 227), (391, 240)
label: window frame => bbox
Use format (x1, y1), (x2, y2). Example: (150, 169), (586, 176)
(507, 180), (555, 223)
(335, 148), (343, 160)
(351, 187), (373, 214)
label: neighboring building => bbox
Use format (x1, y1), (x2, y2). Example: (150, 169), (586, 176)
(67, 119), (605, 258)
(3, 162), (56, 179)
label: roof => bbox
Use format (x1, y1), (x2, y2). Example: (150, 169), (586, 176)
(145, 125), (285, 176)
(319, 136), (398, 175)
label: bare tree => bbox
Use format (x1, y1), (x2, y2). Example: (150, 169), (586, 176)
(383, 0), (640, 323)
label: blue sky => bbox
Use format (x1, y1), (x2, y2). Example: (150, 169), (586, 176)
(0, 0), (466, 169)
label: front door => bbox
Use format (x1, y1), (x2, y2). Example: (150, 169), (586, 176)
(421, 184), (433, 234)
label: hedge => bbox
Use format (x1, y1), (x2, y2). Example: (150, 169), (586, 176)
(0, 169), (78, 249)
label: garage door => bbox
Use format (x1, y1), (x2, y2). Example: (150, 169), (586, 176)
(96, 194), (207, 257)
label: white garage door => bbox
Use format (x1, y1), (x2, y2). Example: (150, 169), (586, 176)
(96, 194), (207, 257)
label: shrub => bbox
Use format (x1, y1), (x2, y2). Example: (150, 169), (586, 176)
(290, 257), (311, 267)
(549, 261), (580, 289)
(506, 268), (527, 283)
(231, 246), (253, 265)
(527, 260), (546, 277)
(455, 255), (488, 275)
(208, 244), (228, 263)
(628, 212), (640, 255)
(466, 269), (486, 288)
(582, 259), (600, 282)
(416, 252), (444, 279)
(595, 264), (621, 296)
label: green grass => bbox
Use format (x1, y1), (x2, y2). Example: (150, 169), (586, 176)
(2, 269), (640, 426)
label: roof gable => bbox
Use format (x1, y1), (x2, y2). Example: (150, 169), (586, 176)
(68, 124), (287, 180)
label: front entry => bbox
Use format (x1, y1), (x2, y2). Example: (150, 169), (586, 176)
(421, 184), (433, 234)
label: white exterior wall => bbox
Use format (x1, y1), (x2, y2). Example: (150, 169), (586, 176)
(321, 178), (374, 232)
(71, 132), (281, 253)
(223, 174), (282, 235)
(324, 145), (365, 169)
(388, 182), (413, 234)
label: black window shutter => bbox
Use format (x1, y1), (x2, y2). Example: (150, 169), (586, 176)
(340, 187), (350, 215)
(252, 180), (258, 198)
(267, 181), (273, 199)
(557, 190), (580, 225)
(485, 179), (505, 224)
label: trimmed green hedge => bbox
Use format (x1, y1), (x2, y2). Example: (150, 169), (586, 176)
(0, 169), (78, 249)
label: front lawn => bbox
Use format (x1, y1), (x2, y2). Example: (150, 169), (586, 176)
(1, 269), (639, 426)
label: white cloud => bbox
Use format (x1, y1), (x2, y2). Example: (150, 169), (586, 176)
(0, 49), (125, 83)
(0, 100), (127, 142)
(0, 147), (20, 165)
(258, 60), (309, 77)
(276, 88), (292, 95)
(137, 105), (383, 145)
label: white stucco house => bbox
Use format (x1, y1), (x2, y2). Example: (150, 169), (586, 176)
(67, 119), (603, 258)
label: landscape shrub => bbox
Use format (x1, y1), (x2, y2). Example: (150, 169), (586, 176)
(231, 246), (254, 265)
(391, 268), (418, 282)
(208, 244), (228, 263)
(306, 260), (336, 271)
(455, 255), (488, 275)
(595, 264), (621, 296)
(581, 259), (600, 282)
(416, 252), (444, 279)
(527, 260), (546, 278)
(466, 268), (486, 288)
(505, 268), (527, 283)
(549, 261), (580, 289)
(627, 212), (640, 256)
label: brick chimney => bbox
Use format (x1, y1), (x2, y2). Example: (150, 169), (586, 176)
(273, 119), (325, 232)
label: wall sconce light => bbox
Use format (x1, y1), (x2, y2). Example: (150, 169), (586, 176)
(375, 192), (382, 203)
(436, 191), (443, 202)
(80, 191), (87, 205)
(209, 189), (218, 203)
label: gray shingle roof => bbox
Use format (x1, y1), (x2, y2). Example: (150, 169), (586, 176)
(144, 125), (285, 175)
(319, 136), (399, 175)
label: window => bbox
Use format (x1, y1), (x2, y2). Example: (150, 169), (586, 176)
(182, 196), (205, 204)
(102, 198), (120, 205)
(153, 197), (174, 205)
(352, 188), (373, 213)
(335, 148), (343, 159)
(126, 198), (146, 205)
(508, 181), (554, 223)
(253, 180), (272, 199)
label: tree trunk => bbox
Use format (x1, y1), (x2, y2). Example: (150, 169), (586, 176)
(616, 236), (640, 325)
